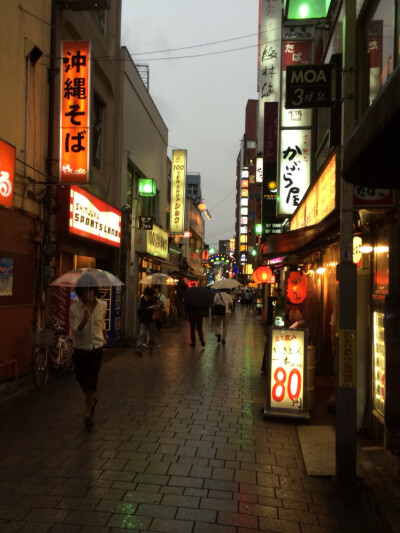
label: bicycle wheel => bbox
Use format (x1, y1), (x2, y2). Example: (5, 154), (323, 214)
(32, 347), (49, 390)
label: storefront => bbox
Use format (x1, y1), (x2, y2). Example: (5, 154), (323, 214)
(52, 185), (122, 346)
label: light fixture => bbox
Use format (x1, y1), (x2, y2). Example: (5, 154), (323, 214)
(359, 242), (373, 254)
(316, 261), (326, 275)
(197, 202), (206, 211)
(138, 178), (156, 197)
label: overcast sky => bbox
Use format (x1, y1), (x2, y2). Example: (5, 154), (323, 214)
(120, 0), (259, 248)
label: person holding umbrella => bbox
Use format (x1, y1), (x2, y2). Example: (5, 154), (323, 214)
(69, 274), (108, 431)
(213, 289), (234, 345)
(183, 286), (214, 347)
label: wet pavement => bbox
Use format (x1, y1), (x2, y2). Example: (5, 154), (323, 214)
(0, 306), (395, 532)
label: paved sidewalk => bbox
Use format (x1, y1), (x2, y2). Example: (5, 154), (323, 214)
(0, 307), (393, 532)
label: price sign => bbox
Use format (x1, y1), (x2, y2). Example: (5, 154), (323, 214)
(264, 327), (310, 419)
(285, 64), (335, 109)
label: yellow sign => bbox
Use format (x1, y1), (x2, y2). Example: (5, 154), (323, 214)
(146, 225), (168, 259)
(339, 329), (356, 387)
(170, 150), (187, 234)
(290, 153), (336, 230)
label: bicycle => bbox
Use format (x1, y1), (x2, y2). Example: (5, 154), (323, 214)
(31, 322), (74, 390)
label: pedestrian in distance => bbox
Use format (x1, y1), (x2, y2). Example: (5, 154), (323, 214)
(183, 286), (214, 347)
(213, 289), (233, 345)
(69, 274), (108, 431)
(153, 284), (166, 346)
(135, 286), (158, 356)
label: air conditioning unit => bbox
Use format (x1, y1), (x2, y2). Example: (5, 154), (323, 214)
(59, 0), (111, 10)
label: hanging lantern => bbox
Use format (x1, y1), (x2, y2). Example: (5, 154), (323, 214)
(252, 266), (272, 284)
(287, 271), (307, 303)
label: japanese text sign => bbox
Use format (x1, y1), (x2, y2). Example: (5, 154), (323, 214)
(339, 329), (356, 387)
(0, 139), (15, 208)
(146, 224), (168, 259)
(269, 327), (307, 411)
(278, 129), (311, 215)
(281, 40), (313, 127)
(257, 0), (281, 152)
(60, 41), (91, 184)
(170, 150), (187, 234)
(69, 186), (121, 247)
(285, 64), (335, 109)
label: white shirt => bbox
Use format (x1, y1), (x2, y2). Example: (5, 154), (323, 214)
(69, 298), (107, 350)
(214, 292), (233, 314)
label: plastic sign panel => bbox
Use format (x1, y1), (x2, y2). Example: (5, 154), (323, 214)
(256, 157), (263, 183)
(146, 225), (168, 259)
(286, 64), (335, 109)
(69, 186), (121, 247)
(278, 129), (311, 215)
(290, 153), (336, 230)
(257, 0), (281, 152)
(268, 327), (308, 413)
(170, 150), (187, 234)
(0, 139), (15, 208)
(60, 41), (91, 183)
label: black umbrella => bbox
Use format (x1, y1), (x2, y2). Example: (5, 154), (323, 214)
(183, 286), (215, 308)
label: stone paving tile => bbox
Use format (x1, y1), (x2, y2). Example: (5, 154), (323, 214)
(107, 512), (151, 529)
(149, 516), (193, 532)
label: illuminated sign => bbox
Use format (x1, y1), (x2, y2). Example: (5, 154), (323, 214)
(0, 139), (15, 208)
(290, 153), (336, 230)
(146, 224), (168, 259)
(286, 64), (335, 109)
(60, 41), (91, 184)
(69, 186), (121, 247)
(258, 0), (281, 151)
(170, 150), (187, 234)
(267, 327), (309, 413)
(278, 129), (311, 216)
(229, 238), (236, 252)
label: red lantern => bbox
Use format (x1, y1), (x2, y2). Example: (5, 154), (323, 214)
(287, 271), (307, 303)
(252, 266), (272, 284)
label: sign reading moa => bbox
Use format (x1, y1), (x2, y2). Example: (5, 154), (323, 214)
(285, 64), (335, 109)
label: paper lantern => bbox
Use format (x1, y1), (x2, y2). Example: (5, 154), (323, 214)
(252, 266), (272, 284)
(287, 271), (307, 303)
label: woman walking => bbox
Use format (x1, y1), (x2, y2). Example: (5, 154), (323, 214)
(69, 274), (108, 430)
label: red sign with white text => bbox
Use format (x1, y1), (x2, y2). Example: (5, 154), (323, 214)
(60, 41), (91, 184)
(0, 139), (15, 208)
(69, 186), (121, 247)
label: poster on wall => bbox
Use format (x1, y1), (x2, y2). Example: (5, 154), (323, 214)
(0, 258), (13, 296)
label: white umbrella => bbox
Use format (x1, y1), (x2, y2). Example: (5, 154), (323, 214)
(139, 273), (176, 285)
(50, 268), (123, 287)
(211, 279), (242, 289)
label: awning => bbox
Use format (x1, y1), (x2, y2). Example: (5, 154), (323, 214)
(260, 211), (340, 260)
(342, 65), (400, 189)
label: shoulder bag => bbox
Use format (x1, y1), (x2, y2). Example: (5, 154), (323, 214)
(212, 293), (226, 316)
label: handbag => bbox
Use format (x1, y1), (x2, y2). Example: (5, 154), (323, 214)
(152, 296), (163, 321)
(212, 293), (226, 316)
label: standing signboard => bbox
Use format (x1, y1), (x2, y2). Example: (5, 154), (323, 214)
(264, 326), (310, 420)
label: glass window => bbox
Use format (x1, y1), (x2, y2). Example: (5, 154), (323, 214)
(366, 0), (394, 104)
(92, 10), (107, 35)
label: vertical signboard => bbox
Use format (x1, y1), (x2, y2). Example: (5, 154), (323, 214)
(0, 139), (15, 208)
(257, 0), (282, 152)
(170, 150), (187, 234)
(278, 129), (311, 215)
(264, 326), (310, 419)
(60, 41), (91, 183)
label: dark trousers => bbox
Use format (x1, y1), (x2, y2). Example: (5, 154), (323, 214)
(189, 316), (204, 342)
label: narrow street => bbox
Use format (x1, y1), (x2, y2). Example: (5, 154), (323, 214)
(0, 307), (387, 532)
